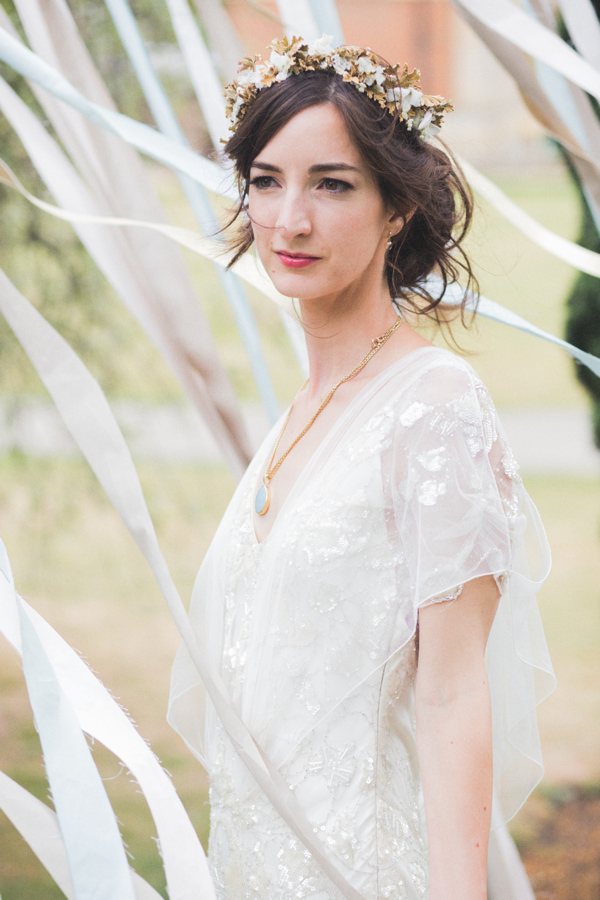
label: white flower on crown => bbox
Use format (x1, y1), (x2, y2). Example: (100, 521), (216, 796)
(418, 109), (440, 141)
(270, 49), (293, 78)
(238, 68), (264, 88)
(401, 87), (423, 114)
(421, 121), (441, 141)
(356, 58), (386, 88)
(309, 34), (335, 56)
(332, 53), (351, 75)
(386, 86), (402, 103)
(357, 56), (377, 76)
(373, 66), (386, 87)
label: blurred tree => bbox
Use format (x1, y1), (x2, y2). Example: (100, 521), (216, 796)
(0, 0), (185, 400)
(560, 0), (600, 447)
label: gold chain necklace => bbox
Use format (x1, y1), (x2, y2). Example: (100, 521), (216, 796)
(255, 315), (403, 516)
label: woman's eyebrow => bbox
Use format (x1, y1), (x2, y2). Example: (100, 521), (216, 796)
(250, 161), (360, 174)
(309, 163), (360, 174)
(250, 162), (280, 172)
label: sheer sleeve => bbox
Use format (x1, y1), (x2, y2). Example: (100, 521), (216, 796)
(389, 358), (556, 826)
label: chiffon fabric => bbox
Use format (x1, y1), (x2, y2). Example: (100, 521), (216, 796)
(168, 346), (555, 900)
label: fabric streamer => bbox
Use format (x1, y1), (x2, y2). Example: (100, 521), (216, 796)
(0, 553), (215, 900)
(456, 155), (600, 277)
(557, 0), (600, 68)
(0, 7), (253, 475)
(275, 0), (320, 40)
(103, 0), (280, 423)
(0, 771), (163, 900)
(427, 275), (600, 378)
(0, 542), (137, 900)
(451, 0), (600, 102)
(0, 26), (236, 200)
(164, 0), (229, 148)
(306, 0), (345, 45)
(452, 0), (600, 237)
(453, 0), (600, 235)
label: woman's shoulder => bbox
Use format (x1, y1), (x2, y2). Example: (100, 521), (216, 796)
(388, 344), (489, 404)
(383, 346), (500, 448)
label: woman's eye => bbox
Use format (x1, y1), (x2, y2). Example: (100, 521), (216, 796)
(249, 175), (276, 190)
(321, 178), (352, 193)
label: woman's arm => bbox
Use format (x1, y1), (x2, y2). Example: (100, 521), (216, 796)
(415, 574), (500, 900)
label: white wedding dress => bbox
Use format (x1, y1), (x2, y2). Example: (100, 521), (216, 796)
(168, 346), (555, 900)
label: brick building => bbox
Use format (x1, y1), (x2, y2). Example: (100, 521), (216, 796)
(226, 0), (553, 170)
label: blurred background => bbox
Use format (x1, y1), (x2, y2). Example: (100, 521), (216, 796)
(0, 1), (599, 897)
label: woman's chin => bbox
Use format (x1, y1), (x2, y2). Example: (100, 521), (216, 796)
(267, 273), (326, 303)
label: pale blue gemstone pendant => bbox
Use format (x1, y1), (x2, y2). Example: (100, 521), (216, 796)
(255, 481), (271, 516)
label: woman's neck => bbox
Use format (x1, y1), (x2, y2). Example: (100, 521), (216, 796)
(298, 284), (399, 400)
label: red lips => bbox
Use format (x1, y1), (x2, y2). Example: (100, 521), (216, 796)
(275, 250), (321, 269)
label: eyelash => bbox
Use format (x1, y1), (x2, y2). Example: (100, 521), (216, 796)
(248, 176), (354, 194)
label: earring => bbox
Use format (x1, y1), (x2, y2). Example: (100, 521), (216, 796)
(386, 231), (393, 252)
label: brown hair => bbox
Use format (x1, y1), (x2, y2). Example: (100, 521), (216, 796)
(223, 67), (478, 322)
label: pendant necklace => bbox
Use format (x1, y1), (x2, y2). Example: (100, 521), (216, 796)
(255, 315), (403, 516)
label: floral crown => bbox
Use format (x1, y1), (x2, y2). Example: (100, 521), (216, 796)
(224, 35), (453, 142)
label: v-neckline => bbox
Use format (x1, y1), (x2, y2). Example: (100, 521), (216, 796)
(251, 345), (442, 547)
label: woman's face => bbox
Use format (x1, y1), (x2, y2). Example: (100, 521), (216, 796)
(247, 103), (401, 306)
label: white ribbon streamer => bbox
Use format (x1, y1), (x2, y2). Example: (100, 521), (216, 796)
(0, 26), (236, 200)
(275, 0), (320, 41)
(306, 0), (345, 45)
(449, 0), (600, 236)
(456, 155), (600, 277)
(0, 558), (215, 900)
(0, 53), (251, 475)
(0, 771), (163, 900)
(101, 0), (280, 422)
(0, 543), (137, 900)
(556, 0), (600, 69)
(164, 0), (229, 148)
(452, 0), (600, 102)
(428, 276), (600, 378)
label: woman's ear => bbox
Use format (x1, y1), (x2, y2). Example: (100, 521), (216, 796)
(388, 207), (416, 237)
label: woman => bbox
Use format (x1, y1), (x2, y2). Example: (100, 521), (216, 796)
(169, 37), (554, 900)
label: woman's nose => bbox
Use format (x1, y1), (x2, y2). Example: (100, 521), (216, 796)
(275, 188), (312, 236)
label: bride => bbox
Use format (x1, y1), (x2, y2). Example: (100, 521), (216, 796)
(169, 36), (554, 900)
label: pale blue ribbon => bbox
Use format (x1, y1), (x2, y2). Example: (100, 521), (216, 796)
(0, 540), (136, 900)
(103, 0), (279, 422)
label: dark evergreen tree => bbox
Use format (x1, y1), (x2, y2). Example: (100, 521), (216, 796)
(560, 0), (600, 447)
